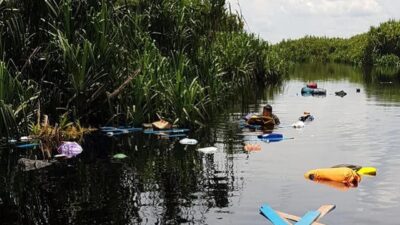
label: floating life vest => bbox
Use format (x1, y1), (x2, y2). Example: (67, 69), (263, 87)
(307, 82), (318, 89)
(305, 168), (361, 184)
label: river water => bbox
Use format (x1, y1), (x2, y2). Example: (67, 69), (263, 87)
(1, 63), (400, 225)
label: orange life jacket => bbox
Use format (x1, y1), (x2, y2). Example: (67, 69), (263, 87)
(304, 167), (361, 184)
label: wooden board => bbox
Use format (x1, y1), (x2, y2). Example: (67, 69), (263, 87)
(294, 211), (321, 225)
(260, 204), (291, 225)
(276, 204), (335, 225)
(277, 211), (325, 225)
(316, 205), (336, 221)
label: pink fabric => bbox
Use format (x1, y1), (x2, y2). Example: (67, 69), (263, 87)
(57, 142), (83, 158)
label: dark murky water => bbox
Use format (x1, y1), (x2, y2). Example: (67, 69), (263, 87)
(1, 64), (400, 225)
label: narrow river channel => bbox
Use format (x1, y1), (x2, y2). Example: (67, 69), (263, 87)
(1, 63), (399, 225)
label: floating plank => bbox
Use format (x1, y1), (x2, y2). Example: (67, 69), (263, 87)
(161, 133), (187, 138)
(260, 204), (291, 225)
(261, 137), (295, 143)
(101, 127), (142, 132)
(100, 126), (116, 130)
(315, 205), (336, 221)
(16, 143), (40, 149)
(277, 212), (326, 225)
(275, 205), (334, 225)
(294, 211), (321, 225)
(144, 129), (190, 134)
(118, 127), (143, 132)
(277, 211), (324, 225)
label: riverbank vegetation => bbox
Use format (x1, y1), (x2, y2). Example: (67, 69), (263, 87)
(0, 0), (287, 139)
(275, 20), (400, 69)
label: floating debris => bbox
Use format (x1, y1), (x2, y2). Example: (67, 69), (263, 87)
(260, 203), (336, 225)
(57, 142), (83, 158)
(332, 164), (377, 176)
(113, 153), (128, 159)
(304, 167), (362, 191)
(152, 120), (172, 130)
(335, 90), (347, 97)
(16, 143), (40, 149)
(179, 138), (198, 145)
(301, 87), (327, 95)
(244, 144), (261, 152)
(258, 133), (294, 142)
(18, 158), (54, 171)
(144, 128), (190, 135)
(299, 112), (314, 122)
(197, 147), (217, 154)
(306, 82), (318, 88)
(292, 121), (305, 128)
(20, 136), (32, 142)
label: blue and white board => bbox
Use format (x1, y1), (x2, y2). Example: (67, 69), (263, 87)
(294, 211), (321, 225)
(260, 204), (289, 225)
(144, 129), (190, 135)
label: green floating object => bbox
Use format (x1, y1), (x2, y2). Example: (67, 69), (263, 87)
(113, 153), (128, 159)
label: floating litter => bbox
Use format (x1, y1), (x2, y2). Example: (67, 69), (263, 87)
(57, 142), (83, 158)
(179, 138), (198, 145)
(197, 147), (217, 154)
(113, 153), (128, 159)
(292, 121), (305, 128)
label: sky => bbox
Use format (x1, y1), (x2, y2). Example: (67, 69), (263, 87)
(226, 0), (400, 43)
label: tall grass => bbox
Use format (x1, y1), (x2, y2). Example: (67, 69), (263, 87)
(0, 61), (39, 138)
(0, 0), (287, 137)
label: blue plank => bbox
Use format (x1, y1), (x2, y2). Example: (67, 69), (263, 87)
(165, 134), (187, 138)
(294, 211), (321, 225)
(16, 143), (40, 149)
(118, 127), (143, 132)
(100, 126), (116, 130)
(258, 133), (283, 139)
(144, 129), (190, 134)
(259, 204), (288, 225)
(101, 127), (143, 133)
(261, 138), (283, 143)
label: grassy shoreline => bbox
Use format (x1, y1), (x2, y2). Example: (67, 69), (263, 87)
(275, 20), (400, 69)
(0, 0), (287, 138)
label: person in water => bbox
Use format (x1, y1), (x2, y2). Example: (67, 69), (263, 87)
(262, 104), (280, 125)
(247, 104), (280, 129)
